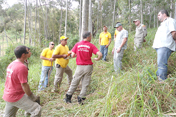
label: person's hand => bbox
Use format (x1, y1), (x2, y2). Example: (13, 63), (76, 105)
(49, 58), (54, 61)
(116, 48), (121, 53)
(93, 58), (99, 61)
(62, 54), (67, 58)
(68, 51), (72, 54)
(105, 45), (109, 48)
(112, 50), (114, 55)
(28, 93), (40, 103)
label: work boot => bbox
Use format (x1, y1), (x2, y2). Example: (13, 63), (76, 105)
(77, 96), (86, 105)
(64, 94), (72, 103)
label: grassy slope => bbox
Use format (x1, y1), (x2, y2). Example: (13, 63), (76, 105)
(0, 28), (176, 117)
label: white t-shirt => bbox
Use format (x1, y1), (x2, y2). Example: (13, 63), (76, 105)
(115, 29), (128, 50)
(152, 17), (176, 51)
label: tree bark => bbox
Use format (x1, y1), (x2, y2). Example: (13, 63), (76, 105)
(112, 0), (116, 27)
(88, 0), (92, 34)
(81, 0), (89, 40)
(65, 0), (68, 36)
(128, 0), (131, 32)
(59, 2), (63, 43)
(79, 0), (82, 41)
(140, 0), (143, 24)
(23, 0), (27, 44)
(34, 0), (38, 46)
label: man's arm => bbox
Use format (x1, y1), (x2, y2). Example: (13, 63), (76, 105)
(142, 25), (147, 37)
(106, 38), (111, 48)
(21, 83), (32, 96)
(116, 37), (128, 53)
(40, 55), (54, 61)
(94, 51), (102, 61)
(171, 31), (176, 40)
(52, 54), (67, 59)
(99, 37), (101, 45)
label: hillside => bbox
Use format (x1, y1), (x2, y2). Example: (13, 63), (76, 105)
(0, 28), (176, 117)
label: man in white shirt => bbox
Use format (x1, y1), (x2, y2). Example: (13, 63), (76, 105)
(112, 22), (128, 73)
(152, 9), (176, 81)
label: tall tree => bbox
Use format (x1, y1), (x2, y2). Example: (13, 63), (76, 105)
(23, 0), (27, 44)
(140, 0), (143, 24)
(112, 0), (116, 27)
(88, 0), (92, 34)
(65, 0), (68, 36)
(81, 0), (89, 40)
(79, 0), (82, 40)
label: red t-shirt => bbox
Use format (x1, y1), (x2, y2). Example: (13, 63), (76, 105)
(3, 61), (28, 102)
(72, 41), (99, 65)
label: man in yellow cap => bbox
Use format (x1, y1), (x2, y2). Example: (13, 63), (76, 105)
(52, 36), (73, 92)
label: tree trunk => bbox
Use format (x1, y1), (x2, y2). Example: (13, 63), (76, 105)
(65, 0), (68, 36)
(170, 0), (173, 18)
(128, 0), (131, 32)
(88, 0), (92, 34)
(28, 2), (32, 45)
(79, 0), (82, 41)
(59, 3), (63, 43)
(23, 0), (27, 44)
(34, 0), (38, 46)
(140, 0), (143, 24)
(97, 0), (99, 32)
(81, 0), (89, 40)
(112, 0), (116, 27)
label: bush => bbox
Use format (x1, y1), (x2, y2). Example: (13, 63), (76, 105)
(0, 44), (42, 79)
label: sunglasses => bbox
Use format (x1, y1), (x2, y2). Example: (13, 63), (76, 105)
(51, 44), (55, 45)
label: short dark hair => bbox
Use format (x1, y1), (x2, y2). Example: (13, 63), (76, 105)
(14, 45), (28, 58)
(159, 9), (169, 17)
(83, 32), (91, 39)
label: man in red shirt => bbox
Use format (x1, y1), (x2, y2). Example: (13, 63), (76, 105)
(2, 45), (41, 117)
(65, 32), (102, 105)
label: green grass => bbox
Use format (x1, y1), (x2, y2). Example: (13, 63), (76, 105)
(0, 28), (176, 116)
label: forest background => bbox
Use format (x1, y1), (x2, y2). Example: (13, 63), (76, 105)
(0, 0), (176, 116)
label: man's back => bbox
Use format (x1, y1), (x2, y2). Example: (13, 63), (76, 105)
(72, 41), (99, 65)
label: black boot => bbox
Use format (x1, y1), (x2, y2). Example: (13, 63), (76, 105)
(64, 94), (72, 103)
(77, 96), (86, 105)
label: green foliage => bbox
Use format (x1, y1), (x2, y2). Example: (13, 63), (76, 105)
(67, 34), (79, 50)
(0, 44), (42, 79)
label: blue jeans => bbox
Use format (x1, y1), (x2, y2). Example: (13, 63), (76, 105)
(156, 47), (172, 80)
(100, 45), (108, 61)
(38, 66), (53, 91)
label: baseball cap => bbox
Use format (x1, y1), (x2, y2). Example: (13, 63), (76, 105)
(60, 36), (68, 40)
(114, 23), (122, 28)
(133, 19), (140, 23)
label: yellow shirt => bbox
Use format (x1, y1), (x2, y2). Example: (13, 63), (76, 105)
(53, 44), (69, 68)
(99, 31), (111, 45)
(41, 48), (54, 66)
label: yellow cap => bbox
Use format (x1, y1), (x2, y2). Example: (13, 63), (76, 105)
(60, 36), (68, 40)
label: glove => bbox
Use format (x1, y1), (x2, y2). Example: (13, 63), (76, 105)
(28, 93), (40, 104)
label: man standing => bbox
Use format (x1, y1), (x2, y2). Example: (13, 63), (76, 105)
(38, 42), (55, 91)
(3, 45), (41, 117)
(65, 32), (102, 105)
(152, 9), (176, 81)
(99, 26), (111, 61)
(112, 22), (128, 73)
(133, 19), (147, 51)
(52, 36), (73, 92)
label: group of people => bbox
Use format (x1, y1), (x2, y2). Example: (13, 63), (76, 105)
(2, 9), (176, 116)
